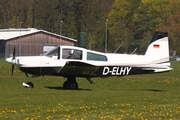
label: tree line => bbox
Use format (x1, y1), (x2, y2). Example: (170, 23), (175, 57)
(0, 0), (180, 55)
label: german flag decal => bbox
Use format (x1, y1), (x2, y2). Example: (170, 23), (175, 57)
(153, 44), (160, 48)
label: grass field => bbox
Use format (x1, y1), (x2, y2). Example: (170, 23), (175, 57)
(0, 59), (180, 120)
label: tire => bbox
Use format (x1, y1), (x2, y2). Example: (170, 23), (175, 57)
(63, 81), (69, 89)
(25, 82), (34, 88)
(67, 81), (78, 90)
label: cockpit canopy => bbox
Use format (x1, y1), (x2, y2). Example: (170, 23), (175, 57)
(44, 46), (107, 61)
(44, 46), (82, 60)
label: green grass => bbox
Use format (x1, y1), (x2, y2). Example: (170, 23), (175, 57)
(0, 59), (180, 119)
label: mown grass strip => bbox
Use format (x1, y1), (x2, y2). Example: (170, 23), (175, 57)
(0, 59), (180, 119)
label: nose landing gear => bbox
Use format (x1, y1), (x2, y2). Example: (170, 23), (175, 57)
(22, 74), (37, 89)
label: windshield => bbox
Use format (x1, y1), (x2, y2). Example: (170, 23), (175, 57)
(44, 46), (60, 59)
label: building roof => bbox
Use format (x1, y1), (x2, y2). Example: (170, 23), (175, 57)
(0, 28), (77, 42)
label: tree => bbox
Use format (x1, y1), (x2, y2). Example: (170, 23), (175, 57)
(163, 11), (180, 55)
(108, 0), (135, 53)
(73, 0), (114, 51)
(108, 0), (180, 54)
(1, 0), (180, 55)
(0, 0), (13, 28)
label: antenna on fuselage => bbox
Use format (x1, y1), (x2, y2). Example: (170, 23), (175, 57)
(131, 48), (138, 54)
(113, 44), (122, 53)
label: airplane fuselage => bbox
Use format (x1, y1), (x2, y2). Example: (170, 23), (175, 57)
(6, 47), (170, 78)
(5, 31), (172, 89)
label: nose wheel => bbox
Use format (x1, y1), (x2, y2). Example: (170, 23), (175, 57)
(22, 74), (35, 88)
(23, 82), (34, 88)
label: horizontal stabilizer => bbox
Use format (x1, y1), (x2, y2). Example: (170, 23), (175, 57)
(135, 63), (170, 69)
(140, 63), (172, 73)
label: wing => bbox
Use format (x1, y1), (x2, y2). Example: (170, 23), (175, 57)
(56, 61), (99, 77)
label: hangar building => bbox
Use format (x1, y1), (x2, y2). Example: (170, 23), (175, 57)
(0, 28), (77, 58)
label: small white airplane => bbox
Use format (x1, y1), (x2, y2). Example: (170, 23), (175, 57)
(6, 30), (172, 89)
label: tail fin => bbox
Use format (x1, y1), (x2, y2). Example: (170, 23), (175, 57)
(145, 30), (170, 64)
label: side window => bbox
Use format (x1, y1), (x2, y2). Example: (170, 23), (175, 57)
(62, 49), (82, 60)
(87, 52), (107, 61)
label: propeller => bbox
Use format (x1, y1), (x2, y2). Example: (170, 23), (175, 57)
(11, 64), (14, 76)
(13, 47), (15, 59)
(11, 47), (15, 76)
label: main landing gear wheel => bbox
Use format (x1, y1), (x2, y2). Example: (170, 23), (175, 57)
(63, 77), (78, 90)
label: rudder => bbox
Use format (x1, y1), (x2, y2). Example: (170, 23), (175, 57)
(145, 30), (170, 64)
